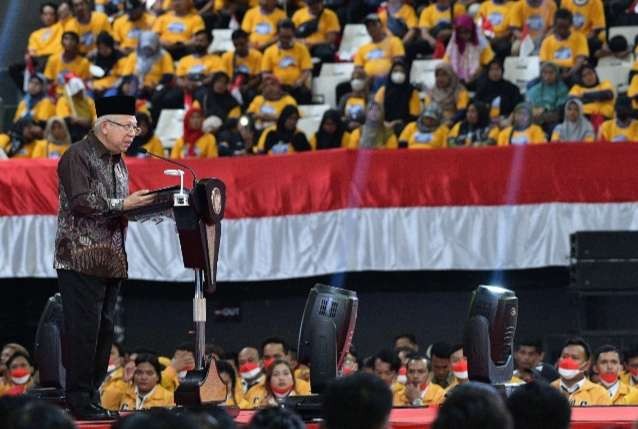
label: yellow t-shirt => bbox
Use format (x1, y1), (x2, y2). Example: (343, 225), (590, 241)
(112, 12), (156, 51)
(91, 56), (127, 92)
(550, 379), (612, 406)
(497, 125), (547, 146)
(292, 7), (341, 46)
(568, 81), (615, 118)
(176, 54), (223, 77)
(418, 4), (466, 30)
(31, 140), (70, 159)
(394, 383), (446, 406)
(399, 121), (449, 149)
(241, 6), (287, 48)
(447, 122), (500, 146)
(550, 126), (594, 143)
(43, 53), (92, 94)
(125, 136), (165, 158)
(353, 36), (405, 78)
(380, 4), (418, 30)
(443, 44), (495, 68)
(247, 94), (297, 119)
(348, 127), (399, 149)
(344, 96), (367, 119)
(628, 75), (638, 110)
(478, 1), (513, 39)
(309, 132), (350, 150)
(509, 0), (557, 39)
(171, 134), (219, 159)
(597, 119), (638, 143)
(66, 12), (112, 54)
(221, 48), (263, 78)
(28, 23), (64, 57)
(152, 11), (205, 45)
(422, 89), (471, 118)
(120, 51), (175, 87)
(13, 98), (56, 124)
(55, 96), (97, 120)
(561, 0), (605, 36)
(373, 86), (421, 118)
(539, 31), (589, 69)
(256, 126), (308, 155)
(0, 135), (41, 158)
(261, 42), (313, 86)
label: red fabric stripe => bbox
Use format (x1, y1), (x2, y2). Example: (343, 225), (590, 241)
(2, 144), (638, 218)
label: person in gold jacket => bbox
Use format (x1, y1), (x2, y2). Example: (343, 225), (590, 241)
(621, 347), (638, 388)
(0, 352), (35, 398)
(244, 359), (303, 408)
(395, 354), (445, 406)
(371, 349), (406, 406)
(100, 343), (129, 410)
(118, 354), (174, 410)
(217, 359), (249, 409)
(592, 345), (638, 405)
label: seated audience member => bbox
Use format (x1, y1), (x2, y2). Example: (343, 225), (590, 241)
(510, 0), (557, 55)
(429, 342), (455, 389)
(176, 30), (223, 94)
(13, 74), (55, 126)
(89, 31), (125, 95)
(598, 97), (638, 143)
(550, 337), (611, 406)
(238, 346), (264, 394)
(340, 350), (360, 376)
(498, 103), (547, 146)
(310, 109), (350, 150)
(338, 69), (369, 132)
(514, 339), (560, 383)
(0, 344), (29, 380)
(120, 31), (175, 98)
(526, 62), (569, 135)
(348, 102), (398, 149)
(475, 60), (523, 125)
(0, 352), (34, 397)
(418, 0), (466, 53)
(119, 354), (174, 410)
(477, 0), (514, 59)
(256, 105), (311, 154)
(291, 0), (341, 63)
(379, 0), (418, 46)
(221, 30), (263, 105)
(66, 0), (112, 55)
(560, 0), (605, 58)
(44, 31), (91, 96)
(195, 72), (242, 127)
(171, 107), (219, 158)
(125, 111), (164, 157)
(433, 382), (513, 429)
(27, 2), (64, 68)
(551, 98), (595, 143)
(622, 347), (638, 387)
(6, 400), (77, 429)
(217, 115), (261, 157)
(247, 75), (297, 129)
(593, 345), (638, 404)
(444, 14), (495, 89)
(261, 19), (313, 104)
(425, 63), (470, 125)
(395, 354), (445, 406)
(32, 116), (73, 158)
(399, 104), (449, 149)
(322, 372), (392, 429)
(394, 334), (419, 353)
(99, 343), (128, 410)
(112, 0), (156, 55)
(354, 13), (405, 91)
(0, 118), (46, 159)
(253, 359), (300, 407)
(56, 77), (96, 141)
(248, 406), (305, 429)
(216, 359), (248, 409)
(152, 0), (205, 60)
(602, 36), (633, 63)
(57, 1), (73, 29)
(374, 61), (421, 134)
(569, 64), (615, 121)
(371, 349), (404, 405)
(448, 101), (498, 147)
(241, 0), (287, 51)
(539, 9), (589, 83)
(507, 381), (571, 429)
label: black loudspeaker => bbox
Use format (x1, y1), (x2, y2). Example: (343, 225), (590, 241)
(570, 261), (638, 291)
(571, 231), (638, 260)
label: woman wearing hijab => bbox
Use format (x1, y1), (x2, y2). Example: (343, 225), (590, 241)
(598, 96), (638, 143)
(425, 63), (470, 125)
(448, 101), (499, 147)
(32, 116), (72, 158)
(310, 109), (350, 150)
(55, 77), (97, 141)
(569, 63), (616, 120)
(399, 104), (449, 149)
(196, 71), (242, 128)
(474, 60), (523, 124)
(171, 107), (218, 158)
(526, 62), (569, 135)
(90, 31), (126, 96)
(126, 112), (164, 157)
(373, 61), (421, 133)
(256, 105), (311, 155)
(497, 103), (547, 146)
(348, 102), (398, 149)
(121, 31), (175, 97)
(444, 15), (495, 89)
(551, 98), (595, 143)
(13, 74), (55, 126)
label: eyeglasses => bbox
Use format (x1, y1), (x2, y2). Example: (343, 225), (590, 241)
(105, 119), (141, 136)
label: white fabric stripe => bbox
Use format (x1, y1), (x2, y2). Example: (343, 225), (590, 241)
(3, 203), (638, 281)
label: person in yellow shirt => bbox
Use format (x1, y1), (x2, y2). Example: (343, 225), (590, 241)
(44, 31), (91, 96)
(99, 343), (130, 411)
(448, 101), (499, 147)
(176, 30), (223, 93)
(88, 32), (126, 96)
(560, 0), (605, 57)
(32, 116), (73, 159)
(118, 354), (174, 410)
(569, 64), (615, 119)
(349, 102), (398, 149)
(354, 14), (405, 89)
(120, 31), (176, 96)
(395, 355), (445, 406)
(66, 0), (112, 55)
(242, 0), (287, 51)
(551, 98), (595, 143)
(112, 0), (156, 54)
(477, 0), (513, 43)
(621, 348), (638, 388)
(217, 359), (249, 409)
(598, 97), (638, 143)
(28, 3), (64, 61)
(592, 345), (638, 405)
(56, 77), (97, 142)
(13, 75), (55, 126)
(539, 9), (589, 83)
(221, 29), (263, 104)
(374, 61), (421, 132)
(509, 0), (557, 55)
(379, 0), (418, 46)
(171, 107), (219, 158)
(370, 350), (406, 406)
(194, 71), (242, 130)
(0, 352), (36, 397)
(243, 360), (298, 408)
(418, 0), (466, 50)
(256, 105), (311, 155)
(498, 103), (547, 146)
(399, 104), (449, 149)
(152, 0), (205, 60)
(125, 112), (165, 157)
(292, 0), (341, 63)
(247, 75), (297, 128)
(0, 119), (46, 159)
(339, 68), (370, 132)
(424, 63), (470, 125)
(310, 109), (350, 150)
(550, 338), (612, 406)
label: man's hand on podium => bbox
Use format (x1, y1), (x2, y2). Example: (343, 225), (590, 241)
(123, 189), (156, 210)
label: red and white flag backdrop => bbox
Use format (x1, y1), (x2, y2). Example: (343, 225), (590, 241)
(2, 144), (638, 282)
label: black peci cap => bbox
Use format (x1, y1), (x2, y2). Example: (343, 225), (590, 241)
(95, 96), (136, 118)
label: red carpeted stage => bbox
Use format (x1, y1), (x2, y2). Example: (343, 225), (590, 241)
(75, 407), (638, 429)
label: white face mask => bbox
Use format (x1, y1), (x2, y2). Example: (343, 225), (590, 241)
(397, 375), (407, 384)
(559, 368), (580, 380)
(453, 371), (468, 380)
(107, 364), (117, 373)
(351, 79), (365, 91)
(12, 374), (31, 385)
(178, 370), (188, 379)
(391, 72), (406, 84)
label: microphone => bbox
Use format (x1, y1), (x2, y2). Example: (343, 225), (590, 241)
(138, 148), (199, 186)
